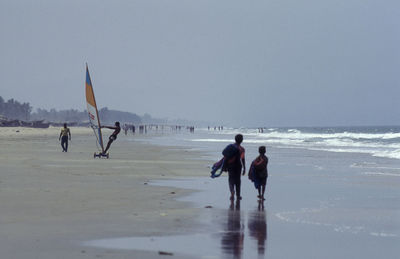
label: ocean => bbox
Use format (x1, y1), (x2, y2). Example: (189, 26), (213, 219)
(138, 125), (400, 170)
(127, 126), (400, 258)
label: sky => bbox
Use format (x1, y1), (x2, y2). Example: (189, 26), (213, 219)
(0, 0), (399, 127)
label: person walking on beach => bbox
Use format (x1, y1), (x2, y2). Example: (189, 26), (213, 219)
(59, 123), (71, 152)
(249, 146), (268, 200)
(223, 134), (246, 201)
(101, 121), (121, 154)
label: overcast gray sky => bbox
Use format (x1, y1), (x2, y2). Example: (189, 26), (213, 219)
(1, 0), (399, 127)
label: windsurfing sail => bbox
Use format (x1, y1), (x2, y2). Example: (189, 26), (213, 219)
(85, 64), (105, 153)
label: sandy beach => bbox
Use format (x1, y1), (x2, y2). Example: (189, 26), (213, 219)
(1, 126), (399, 259)
(0, 127), (208, 259)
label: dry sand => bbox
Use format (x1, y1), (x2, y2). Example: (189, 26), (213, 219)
(0, 127), (209, 258)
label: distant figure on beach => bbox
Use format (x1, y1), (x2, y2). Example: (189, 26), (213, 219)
(124, 124), (128, 135)
(101, 121), (121, 154)
(223, 134), (246, 201)
(249, 146), (268, 200)
(59, 123), (71, 152)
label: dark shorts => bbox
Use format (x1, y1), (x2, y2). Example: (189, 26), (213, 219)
(259, 176), (267, 186)
(228, 170), (242, 193)
(228, 174), (241, 185)
(109, 135), (117, 141)
(253, 175), (267, 189)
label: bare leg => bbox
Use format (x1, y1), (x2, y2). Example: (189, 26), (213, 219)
(261, 185), (266, 200)
(235, 180), (241, 200)
(229, 176), (235, 200)
(103, 139), (113, 154)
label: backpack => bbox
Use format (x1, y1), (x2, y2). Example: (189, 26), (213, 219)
(222, 144), (240, 161)
(254, 156), (268, 178)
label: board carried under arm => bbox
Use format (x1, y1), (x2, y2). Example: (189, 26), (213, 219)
(210, 158), (225, 178)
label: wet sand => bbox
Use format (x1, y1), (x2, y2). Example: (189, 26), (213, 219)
(1, 127), (399, 258)
(0, 127), (208, 258)
(86, 177), (268, 258)
(83, 144), (400, 259)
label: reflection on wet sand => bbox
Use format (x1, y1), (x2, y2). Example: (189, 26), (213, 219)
(221, 200), (244, 258)
(220, 200), (268, 259)
(84, 177), (270, 258)
(248, 201), (268, 257)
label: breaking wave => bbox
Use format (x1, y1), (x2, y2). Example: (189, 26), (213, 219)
(194, 126), (400, 160)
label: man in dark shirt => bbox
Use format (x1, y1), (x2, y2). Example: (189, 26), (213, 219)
(224, 134), (246, 201)
(59, 123), (71, 152)
(101, 121), (121, 154)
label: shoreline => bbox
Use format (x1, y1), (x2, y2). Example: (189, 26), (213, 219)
(0, 127), (211, 258)
(1, 126), (399, 258)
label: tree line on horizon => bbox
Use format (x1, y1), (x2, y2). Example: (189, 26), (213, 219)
(0, 96), (32, 121)
(0, 96), (202, 126)
(0, 96), (145, 124)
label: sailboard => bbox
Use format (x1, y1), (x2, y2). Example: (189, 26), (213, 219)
(85, 64), (108, 158)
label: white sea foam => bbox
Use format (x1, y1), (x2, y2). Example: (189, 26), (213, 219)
(372, 149), (400, 160)
(370, 232), (398, 237)
(253, 130), (393, 139)
(276, 208), (366, 235)
(191, 127), (400, 160)
(191, 138), (231, 143)
(361, 172), (400, 177)
(308, 147), (379, 155)
(276, 206), (399, 238)
(351, 163), (400, 170)
(350, 162), (378, 168)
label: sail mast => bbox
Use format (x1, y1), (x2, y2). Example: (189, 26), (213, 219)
(85, 64), (105, 153)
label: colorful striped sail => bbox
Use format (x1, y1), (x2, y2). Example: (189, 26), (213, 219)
(85, 64), (104, 152)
